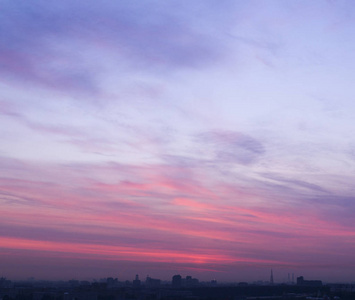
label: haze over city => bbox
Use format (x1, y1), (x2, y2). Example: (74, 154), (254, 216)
(1, 0), (355, 283)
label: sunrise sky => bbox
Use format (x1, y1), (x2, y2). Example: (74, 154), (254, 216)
(1, 0), (355, 283)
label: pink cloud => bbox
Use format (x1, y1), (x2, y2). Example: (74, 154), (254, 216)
(1, 157), (355, 281)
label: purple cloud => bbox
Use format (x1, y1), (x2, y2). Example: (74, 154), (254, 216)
(0, 0), (226, 97)
(197, 130), (265, 165)
(259, 173), (329, 194)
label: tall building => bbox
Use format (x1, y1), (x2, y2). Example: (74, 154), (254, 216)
(133, 274), (141, 288)
(172, 274), (182, 288)
(270, 269), (274, 285)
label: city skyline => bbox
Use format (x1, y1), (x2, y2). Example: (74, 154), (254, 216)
(0, 273), (340, 300)
(1, 1), (355, 283)
(0, 271), (320, 285)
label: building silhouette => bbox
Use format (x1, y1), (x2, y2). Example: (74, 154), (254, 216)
(184, 275), (199, 287)
(172, 274), (182, 288)
(297, 276), (322, 286)
(146, 276), (161, 288)
(270, 269), (274, 285)
(133, 274), (141, 288)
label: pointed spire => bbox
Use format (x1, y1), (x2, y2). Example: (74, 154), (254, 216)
(270, 269), (274, 285)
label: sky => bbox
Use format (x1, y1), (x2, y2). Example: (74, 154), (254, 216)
(1, 0), (355, 283)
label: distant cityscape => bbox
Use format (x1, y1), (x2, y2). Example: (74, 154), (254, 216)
(1, 272), (355, 300)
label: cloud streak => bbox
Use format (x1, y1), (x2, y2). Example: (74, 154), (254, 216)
(1, 155), (355, 281)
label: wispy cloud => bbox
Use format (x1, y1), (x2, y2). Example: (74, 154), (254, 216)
(196, 130), (265, 165)
(0, 0), (225, 98)
(2, 155), (354, 279)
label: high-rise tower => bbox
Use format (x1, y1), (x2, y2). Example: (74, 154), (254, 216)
(133, 274), (141, 288)
(270, 269), (274, 285)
